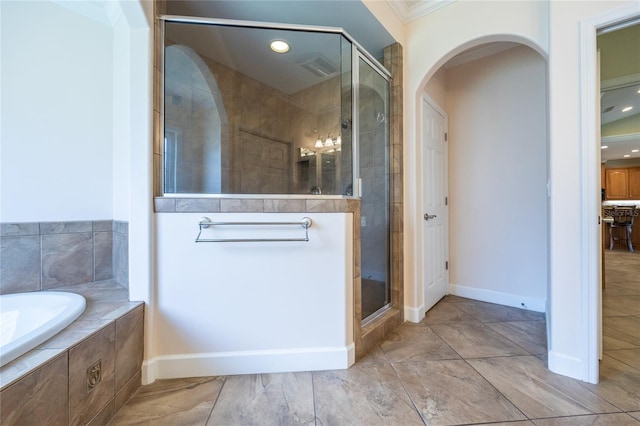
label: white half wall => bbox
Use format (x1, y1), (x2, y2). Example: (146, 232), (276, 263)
(446, 45), (548, 311)
(0, 1), (114, 222)
(146, 212), (354, 382)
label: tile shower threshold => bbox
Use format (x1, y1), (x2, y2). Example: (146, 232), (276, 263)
(0, 280), (143, 390)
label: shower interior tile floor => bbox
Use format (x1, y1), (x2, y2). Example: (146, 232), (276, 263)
(110, 249), (640, 425)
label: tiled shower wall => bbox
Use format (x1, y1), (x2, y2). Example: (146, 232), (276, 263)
(0, 220), (129, 295)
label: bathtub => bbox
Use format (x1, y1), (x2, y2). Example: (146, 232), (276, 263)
(0, 291), (86, 367)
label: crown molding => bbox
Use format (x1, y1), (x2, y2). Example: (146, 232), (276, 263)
(387, 0), (455, 23)
(601, 132), (640, 144)
(601, 72), (640, 91)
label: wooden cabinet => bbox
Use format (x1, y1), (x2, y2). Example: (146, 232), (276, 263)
(605, 167), (640, 200)
(630, 168), (640, 199)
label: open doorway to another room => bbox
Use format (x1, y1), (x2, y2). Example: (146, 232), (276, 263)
(598, 22), (640, 377)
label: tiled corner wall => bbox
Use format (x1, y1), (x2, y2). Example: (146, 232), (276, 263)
(0, 220), (129, 295)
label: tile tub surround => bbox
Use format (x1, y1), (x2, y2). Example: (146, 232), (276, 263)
(0, 280), (143, 425)
(0, 220), (129, 294)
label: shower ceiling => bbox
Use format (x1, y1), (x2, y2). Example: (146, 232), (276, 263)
(164, 1), (396, 95)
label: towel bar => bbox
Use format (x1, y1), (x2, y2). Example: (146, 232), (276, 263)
(195, 217), (312, 243)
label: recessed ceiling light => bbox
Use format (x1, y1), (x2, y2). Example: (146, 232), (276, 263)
(622, 106), (633, 112)
(633, 149), (639, 153)
(624, 154), (631, 158)
(270, 40), (289, 53)
(601, 145), (608, 149)
(637, 88), (640, 94)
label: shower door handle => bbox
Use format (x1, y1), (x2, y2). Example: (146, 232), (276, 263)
(424, 213), (437, 221)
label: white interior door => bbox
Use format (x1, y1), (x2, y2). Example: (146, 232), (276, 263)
(423, 97), (449, 312)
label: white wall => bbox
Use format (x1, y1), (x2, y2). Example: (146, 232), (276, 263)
(446, 46), (547, 310)
(403, 0), (549, 324)
(0, 1), (114, 222)
(112, 15), (132, 222)
(400, 0), (638, 382)
(424, 66), (447, 110)
(145, 212), (354, 381)
(547, 0), (637, 382)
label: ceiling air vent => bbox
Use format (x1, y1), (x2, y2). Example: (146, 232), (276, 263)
(603, 106), (615, 113)
(300, 55), (338, 78)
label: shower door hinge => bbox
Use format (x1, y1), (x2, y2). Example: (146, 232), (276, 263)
(444, 132), (448, 142)
(445, 197), (448, 206)
(445, 261), (449, 270)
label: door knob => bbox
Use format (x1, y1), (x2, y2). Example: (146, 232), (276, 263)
(424, 213), (437, 221)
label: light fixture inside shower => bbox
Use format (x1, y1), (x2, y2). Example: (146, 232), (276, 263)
(300, 147), (316, 157)
(305, 128), (342, 152)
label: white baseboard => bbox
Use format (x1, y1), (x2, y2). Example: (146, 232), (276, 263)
(404, 305), (426, 323)
(141, 344), (354, 383)
(448, 284), (546, 313)
(548, 350), (583, 381)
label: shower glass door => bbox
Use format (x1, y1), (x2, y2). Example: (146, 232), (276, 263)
(358, 55), (391, 321)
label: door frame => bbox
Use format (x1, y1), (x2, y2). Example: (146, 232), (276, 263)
(580, 3), (640, 384)
(420, 94), (450, 315)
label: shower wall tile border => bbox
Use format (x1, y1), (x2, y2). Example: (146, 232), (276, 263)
(0, 220), (129, 294)
(0, 222), (39, 237)
(154, 197), (359, 214)
(40, 221), (92, 235)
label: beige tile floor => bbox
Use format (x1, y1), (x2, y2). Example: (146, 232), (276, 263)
(110, 250), (640, 425)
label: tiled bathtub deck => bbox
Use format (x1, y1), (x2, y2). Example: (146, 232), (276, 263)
(0, 280), (143, 425)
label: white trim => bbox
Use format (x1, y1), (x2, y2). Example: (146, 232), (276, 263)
(141, 358), (158, 385)
(404, 305), (426, 323)
(579, 2), (640, 385)
(387, 0), (455, 23)
(601, 72), (640, 91)
(448, 284), (546, 313)
(141, 345), (354, 382)
(548, 351), (584, 381)
(422, 94), (449, 124)
(601, 132), (640, 144)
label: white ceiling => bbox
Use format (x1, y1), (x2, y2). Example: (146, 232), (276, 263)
(601, 84), (640, 125)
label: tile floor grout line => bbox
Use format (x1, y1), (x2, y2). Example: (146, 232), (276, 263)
(482, 323), (543, 357)
(311, 370), (318, 426)
(422, 323), (467, 361)
(602, 351), (640, 374)
(203, 376), (227, 425)
(461, 356), (531, 423)
(386, 351), (429, 426)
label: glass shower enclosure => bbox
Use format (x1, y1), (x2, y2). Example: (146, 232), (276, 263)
(161, 16), (392, 323)
(357, 56), (391, 320)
